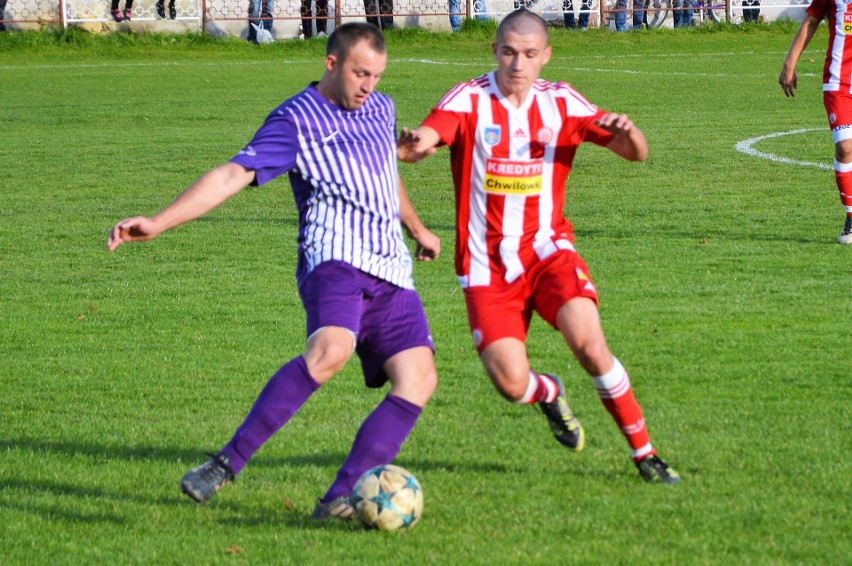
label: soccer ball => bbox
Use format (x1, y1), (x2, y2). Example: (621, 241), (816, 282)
(351, 464), (423, 531)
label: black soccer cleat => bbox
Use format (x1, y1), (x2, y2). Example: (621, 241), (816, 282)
(538, 374), (585, 452)
(155, 0), (165, 18)
(839, 216), (852, 245)
(636, 454), (681, 484)
(181, 453), (235, 503)
(310, 495), (356, 521)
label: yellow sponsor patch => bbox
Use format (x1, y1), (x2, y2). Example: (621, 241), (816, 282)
(484, 158), (543, 195)
(844, 13), (852, 35)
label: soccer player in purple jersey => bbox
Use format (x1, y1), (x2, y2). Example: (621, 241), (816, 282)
(107, 22), (441, 521)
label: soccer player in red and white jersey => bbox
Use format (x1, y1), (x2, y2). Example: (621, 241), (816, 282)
(399, 9), (680, 483)
(780, 2), (852, 244)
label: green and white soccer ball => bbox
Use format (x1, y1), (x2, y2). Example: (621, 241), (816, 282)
(351, 464), (424, 531)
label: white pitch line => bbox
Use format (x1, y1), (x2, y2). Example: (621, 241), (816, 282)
(734, 128), (832, 170)
(0, 48), (823, 72)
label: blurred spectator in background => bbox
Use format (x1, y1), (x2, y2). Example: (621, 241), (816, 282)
(563, 0), (591, 30)
(109, 0), (133, 22)
(742, 0), (760, 22)
(450, 0), (461, 31)
(155, 0), (177, 19)
(614, 0), (647, 31)
(672, 0), (692, 27)
(475, 0), (488, 20)
(0, 0), (7, 31)
(301, 0), (328, 37)
(248, 0), (274, 43)
(365, 0), (394, 29)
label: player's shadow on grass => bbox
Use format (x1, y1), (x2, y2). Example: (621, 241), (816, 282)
(0, 437), (614, 528)
(0, 478), (150, 525)
(0, 437), (519, 528)
(0, 437), (517, 475)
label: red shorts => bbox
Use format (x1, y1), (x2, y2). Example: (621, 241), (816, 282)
(462, 250), (599, 353)
(823, 90), (852, 143)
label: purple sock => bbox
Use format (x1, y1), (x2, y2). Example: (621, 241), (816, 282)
(320, 394), (422, 503)
(220, 356), (319, 475)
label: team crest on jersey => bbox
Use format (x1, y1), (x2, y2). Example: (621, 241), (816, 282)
(537, 127), (554, 144)
(830, 113), (838, 125)
(483, 126), (502, 145)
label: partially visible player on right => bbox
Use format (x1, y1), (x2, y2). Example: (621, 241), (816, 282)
(780, 2), (852, 244)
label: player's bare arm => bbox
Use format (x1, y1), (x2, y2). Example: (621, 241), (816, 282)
(398, 126), (440, 163)
(779, 15), (821, 98)
(597, 113), (649, 162)
(107, 162), (255, 252)
(398, 174), (441, 261)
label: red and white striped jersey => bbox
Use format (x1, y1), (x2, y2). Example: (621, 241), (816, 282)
(808, 0), (852, 92)
(422, 71), (614, 288)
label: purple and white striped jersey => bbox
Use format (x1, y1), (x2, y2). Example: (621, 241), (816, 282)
(231, 83), (414, 290)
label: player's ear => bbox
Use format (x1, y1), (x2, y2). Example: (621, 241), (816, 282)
(325, 53), (338, 73)
(543, 45), (552, 65)
(491, 41), (498, 58)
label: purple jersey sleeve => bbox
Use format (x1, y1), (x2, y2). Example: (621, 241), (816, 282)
(230, 108), (300, 187)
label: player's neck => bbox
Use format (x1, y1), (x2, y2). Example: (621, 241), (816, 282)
(494, 76), (531, 109)
(500, 88), (530, 109)
(315, 78), (338, 107)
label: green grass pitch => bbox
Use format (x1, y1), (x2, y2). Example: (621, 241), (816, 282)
(0, 22), (849, 564)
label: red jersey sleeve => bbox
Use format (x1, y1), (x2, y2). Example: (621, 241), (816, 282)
(577, 109), (616, 147)
(422, 107), (461, 147)
(807, 0), (827, 21)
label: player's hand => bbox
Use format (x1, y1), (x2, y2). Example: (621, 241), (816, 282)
(594, 113), (636, 137)
(107, 216), (159, 251)
(398, 127), (437, 163)
(410, 227), (440, 262)
(779, 69), (797, 97)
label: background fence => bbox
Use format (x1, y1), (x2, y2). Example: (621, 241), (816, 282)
(0, 0), (809, 38)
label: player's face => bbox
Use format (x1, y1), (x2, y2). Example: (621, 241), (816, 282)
(325, 40), (387, 111)
(492, 28), (552, 104)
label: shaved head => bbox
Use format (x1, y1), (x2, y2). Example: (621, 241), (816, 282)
(496, 9), (549, 43)
(491, 8), (552, 107)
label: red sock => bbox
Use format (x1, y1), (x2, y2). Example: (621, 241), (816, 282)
(833, 159), (852, 216)
(592, 358), (653, 461)
(517, 371), (558, 404)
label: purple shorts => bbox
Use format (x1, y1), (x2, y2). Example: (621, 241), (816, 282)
(298, 261), (434, 388)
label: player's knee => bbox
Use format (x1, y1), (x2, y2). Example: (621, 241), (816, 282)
(389, 362), (437, 406)
(304, 343), (352, 382)
(412, 366), (438, 405)
(303, 326), (356, 382)
(420, 365), (438, 397)
(835, 140), (852, 163)
(487, 366), (530, 402)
